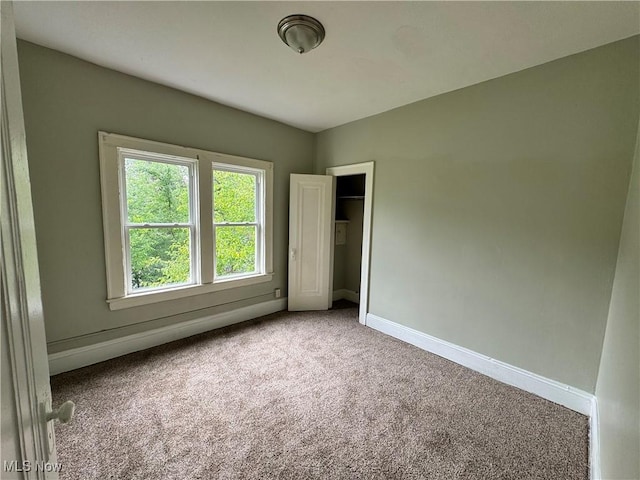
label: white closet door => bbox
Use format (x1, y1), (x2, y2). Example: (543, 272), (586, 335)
(288, 174), (335, 311)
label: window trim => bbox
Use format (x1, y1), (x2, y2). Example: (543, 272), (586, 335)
(212, 162), (265, 281)
(99, 132), (273, 311)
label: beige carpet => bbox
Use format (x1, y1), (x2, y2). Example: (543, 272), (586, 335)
(51, 303), (589, 479)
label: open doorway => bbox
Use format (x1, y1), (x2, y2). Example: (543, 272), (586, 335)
(326, 162), (374, 325)
(332, 175), (365, 304)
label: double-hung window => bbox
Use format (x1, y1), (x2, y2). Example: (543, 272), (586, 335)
(212, 164), (264, 280)
(99, 132), (273, 310)
(122, 151), (198, 293)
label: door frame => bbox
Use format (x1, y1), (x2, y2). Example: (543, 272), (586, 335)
(326, 162), (374, 325)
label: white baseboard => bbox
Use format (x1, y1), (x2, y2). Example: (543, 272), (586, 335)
(49, 298), (287, 375)
(332, 289), (360, 304)
(589, 397), (600, 480)
(366, 313), (594, 415)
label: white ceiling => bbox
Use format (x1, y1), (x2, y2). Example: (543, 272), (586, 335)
(13, 1), (640, 133)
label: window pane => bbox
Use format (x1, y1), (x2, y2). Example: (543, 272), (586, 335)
(213, 170), (256, 223)
(129, 227), (191, 291)
(125, 158), (190, 224)
(215, 226), (256, 277)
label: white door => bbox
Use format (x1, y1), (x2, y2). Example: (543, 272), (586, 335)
(1, 2), (66, 477)
(288, 174), (335, 311)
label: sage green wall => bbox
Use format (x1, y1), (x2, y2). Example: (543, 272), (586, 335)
(316, 36), (640, 392)
(595, 119), (639, 480)
(344, 200), (364, 294)
(17, 41), (314, 352)
(333, 200), (364, 295)
(333, 244), (347, 291)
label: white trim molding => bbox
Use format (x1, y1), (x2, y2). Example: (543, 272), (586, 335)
(366, 313), (595, 415)
(49, 298), (287, 375)
(589, 397), (600, 480)
(332, 289), (360, 304)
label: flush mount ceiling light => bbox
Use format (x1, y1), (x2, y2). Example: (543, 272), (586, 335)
(277, 14), (325, 54)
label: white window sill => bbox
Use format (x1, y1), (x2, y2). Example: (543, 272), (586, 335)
(107, 273), (273, 311)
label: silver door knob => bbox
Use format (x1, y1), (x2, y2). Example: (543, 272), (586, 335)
(46, 400), (75, 424)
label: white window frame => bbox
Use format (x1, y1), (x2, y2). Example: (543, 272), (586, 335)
(212, 162), (265, 282)
(99, 132), (273, 310)
(120, 149), (199, 294)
